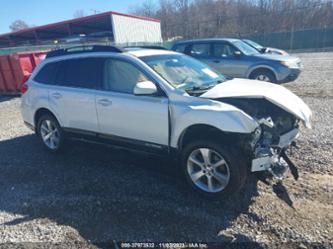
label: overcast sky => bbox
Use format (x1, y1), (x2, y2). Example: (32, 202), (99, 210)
(0, 0), (156, 34)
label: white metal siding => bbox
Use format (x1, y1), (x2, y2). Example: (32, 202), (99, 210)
(111, 14), (162, 44)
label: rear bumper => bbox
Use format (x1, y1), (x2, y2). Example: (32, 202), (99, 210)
(278, 68), (301, 83)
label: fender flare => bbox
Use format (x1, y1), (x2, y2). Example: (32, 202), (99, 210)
(33, 105), (63, 127)
(246, 65), (278, 80)
(169, 104), (258, 148)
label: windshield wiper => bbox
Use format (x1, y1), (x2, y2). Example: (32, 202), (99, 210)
(207, 79), (225, 85)
(185, 84), (215, 92)
(185, 79), (226, 94)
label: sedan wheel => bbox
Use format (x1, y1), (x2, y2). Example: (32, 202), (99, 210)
(187, 148), (230, 193)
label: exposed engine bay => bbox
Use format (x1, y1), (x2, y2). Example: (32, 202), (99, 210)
(218, 97), (300, 180)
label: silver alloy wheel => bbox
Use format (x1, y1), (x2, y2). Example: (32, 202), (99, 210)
(187, 148), (230, 193)
(40, 119), (60, 150)
(256, 74), (271, 82)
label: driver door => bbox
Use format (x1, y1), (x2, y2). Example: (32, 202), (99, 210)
(95, 58), (169, 149)
(209, 42), (249, 78)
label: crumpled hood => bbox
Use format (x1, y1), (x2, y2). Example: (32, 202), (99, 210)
(254, 53), (299, 62)
(266, 47), (289, 56)
(201, 78), (312, 128)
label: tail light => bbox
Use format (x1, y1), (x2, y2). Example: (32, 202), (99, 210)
(21, 84), (29, 94)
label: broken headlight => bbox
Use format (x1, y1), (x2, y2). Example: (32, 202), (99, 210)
(250, 126), (262, 149)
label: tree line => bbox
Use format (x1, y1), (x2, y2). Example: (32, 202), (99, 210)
(130, 0), (333, 40)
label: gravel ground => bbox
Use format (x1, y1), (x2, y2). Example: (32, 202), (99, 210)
(0, 52), (332, 249)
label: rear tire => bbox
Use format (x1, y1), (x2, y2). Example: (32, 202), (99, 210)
(37, 114), (65, 153)
(250, 69), (276, 83)
(181, 140), (248, 199)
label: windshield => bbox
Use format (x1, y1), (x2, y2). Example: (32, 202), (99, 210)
(141, 54), (226, 90)
(243, 39), (263, 51)
(232, 40), (260, 55)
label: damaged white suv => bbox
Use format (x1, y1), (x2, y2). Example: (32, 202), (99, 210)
(21, 46), (311, 198)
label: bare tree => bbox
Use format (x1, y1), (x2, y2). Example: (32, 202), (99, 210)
(130, 0), (333, 40)
(129, 0), (158, 17)
(9, 20), (30, 32)
(73, 9), (86, 18)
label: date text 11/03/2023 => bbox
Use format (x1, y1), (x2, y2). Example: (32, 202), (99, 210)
(120, 242), (208, 248)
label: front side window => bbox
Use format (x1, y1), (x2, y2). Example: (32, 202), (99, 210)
(141, 54), (226, 90)
(232, 40), (259, 55)
(212, 43), (237, 58)
(189, 43), (211, 57)
(103, 59), (148, 94)
(55, 58), (105, 89)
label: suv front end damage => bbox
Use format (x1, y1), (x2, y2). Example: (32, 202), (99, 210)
(250, 118), (300, 180)
(200, 79), (312, 181)
(220, 97), (306, 181)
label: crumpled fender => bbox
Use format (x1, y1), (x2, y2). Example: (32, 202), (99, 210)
(170, 99), (258, 148)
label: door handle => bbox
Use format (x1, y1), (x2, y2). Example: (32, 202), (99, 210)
(98, 98), (112, 106)
(51, 92), (62, 99)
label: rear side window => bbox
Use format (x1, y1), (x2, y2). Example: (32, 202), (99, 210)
(55, 58), (105, 89)
(34, 62), (58, 84)
(189, 43), (211, 57)
(173, 44), (187, 53)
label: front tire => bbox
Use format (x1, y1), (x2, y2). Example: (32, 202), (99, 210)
(250, 69), (276, 83)
(37, 114), (64, 153)
(181, 140), (248, 199)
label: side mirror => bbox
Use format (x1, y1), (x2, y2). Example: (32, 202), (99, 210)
(133, 81), (158, 95)
(234, 51), (242, 57)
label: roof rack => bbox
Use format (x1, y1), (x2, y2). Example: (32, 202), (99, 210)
(124, 45), (168, 50)
(46, 45), (124, 58)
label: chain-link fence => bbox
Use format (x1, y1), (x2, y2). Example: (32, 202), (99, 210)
(244, 26), (333, 51)
(0, 26), (332, 55)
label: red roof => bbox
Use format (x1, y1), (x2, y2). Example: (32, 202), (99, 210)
(0, 11), (160, 47)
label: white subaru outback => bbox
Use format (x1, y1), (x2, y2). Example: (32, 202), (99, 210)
(21, 46), (311, 199)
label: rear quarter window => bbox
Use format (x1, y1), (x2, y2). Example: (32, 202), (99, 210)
(34, 62), (58, 84)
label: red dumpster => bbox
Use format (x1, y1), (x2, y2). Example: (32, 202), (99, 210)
(0, 51), (47, 93)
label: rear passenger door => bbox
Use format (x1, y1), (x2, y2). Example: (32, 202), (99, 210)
(48, 57), (104, 132)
